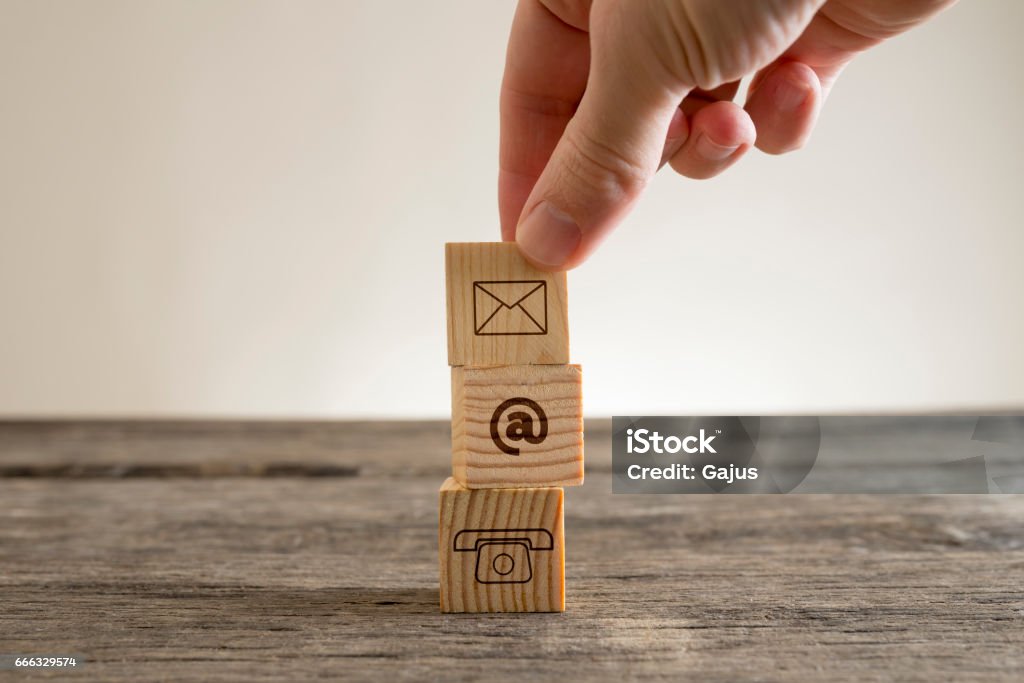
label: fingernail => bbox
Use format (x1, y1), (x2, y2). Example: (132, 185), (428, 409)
(774, 78), (811, 112)
(695, 133), (740, 161)
(516, 201), (581, 269)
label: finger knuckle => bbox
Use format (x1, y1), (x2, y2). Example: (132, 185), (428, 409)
(560, 125), (649, 201)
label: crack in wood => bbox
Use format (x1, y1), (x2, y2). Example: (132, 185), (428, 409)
(0, 463), (360, 478)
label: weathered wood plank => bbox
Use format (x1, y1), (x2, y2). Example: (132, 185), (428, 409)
(0, 421), (1022, 681)
(0, 419), (453, 470)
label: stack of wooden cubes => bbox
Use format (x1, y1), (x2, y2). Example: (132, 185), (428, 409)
(440, 242), (585, 613)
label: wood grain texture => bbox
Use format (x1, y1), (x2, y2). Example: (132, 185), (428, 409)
(445, 242), (569, 366)
(439, 478), (564, 613)
(0, 420), (1022, 681)
(451, 365), (584, 488)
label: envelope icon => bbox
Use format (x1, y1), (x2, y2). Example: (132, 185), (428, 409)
(473, 280), (548, 335)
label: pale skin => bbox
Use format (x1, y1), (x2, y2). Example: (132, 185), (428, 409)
(499, 0), (957, 270)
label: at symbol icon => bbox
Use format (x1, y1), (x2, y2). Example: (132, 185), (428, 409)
(490, 397), (548, 455)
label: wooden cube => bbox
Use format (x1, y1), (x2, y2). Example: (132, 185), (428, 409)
(439, 477), (565, 613)
(445, 242), (569, 366)
(451, 364), (584, 489)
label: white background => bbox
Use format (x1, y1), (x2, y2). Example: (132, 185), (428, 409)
(1, 1), (1021, 417)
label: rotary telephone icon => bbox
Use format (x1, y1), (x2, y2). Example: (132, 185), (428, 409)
(453, 528), (554, 584)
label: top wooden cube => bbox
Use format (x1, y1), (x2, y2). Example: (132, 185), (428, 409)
(445, 243), (569, 366)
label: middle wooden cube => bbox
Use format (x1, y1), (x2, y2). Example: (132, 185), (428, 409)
(451, 364), (584, 489)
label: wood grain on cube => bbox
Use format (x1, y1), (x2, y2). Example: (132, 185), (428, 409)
(445, 242), (569, 366)
(439, 477), (564, 613)
(451, 364), (584, 489)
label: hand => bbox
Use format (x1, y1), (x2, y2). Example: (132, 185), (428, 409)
(499, 0), (955, 270)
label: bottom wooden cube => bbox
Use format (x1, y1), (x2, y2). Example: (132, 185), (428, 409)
(439, 477), (564, 613)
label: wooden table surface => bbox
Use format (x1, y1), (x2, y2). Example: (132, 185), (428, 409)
(1, 420), (1021, 681)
